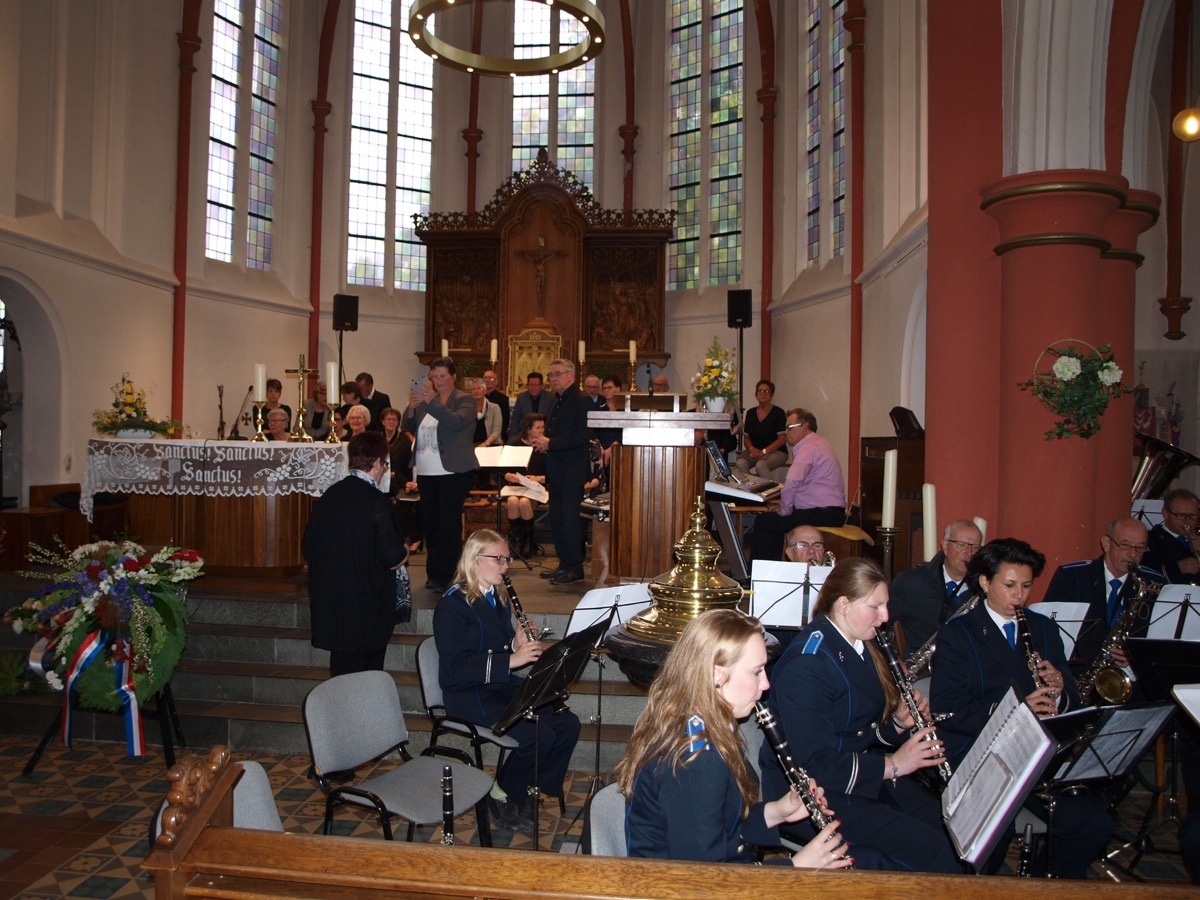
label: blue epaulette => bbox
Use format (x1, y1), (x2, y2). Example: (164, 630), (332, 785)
(686, 714), (709, 752)
(802, 630), (824, 654)
(1060, 559), (1092, 569)
(1136, 564), (1166, 581)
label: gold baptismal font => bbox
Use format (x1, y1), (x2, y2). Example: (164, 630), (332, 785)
(605, 496), (744, 687)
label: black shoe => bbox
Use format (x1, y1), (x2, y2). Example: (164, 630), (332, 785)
(539, 567), (565, 580)
(486, 796), (517, 830)
(549, 568), (584, 585)
(424, 580), (448, 592)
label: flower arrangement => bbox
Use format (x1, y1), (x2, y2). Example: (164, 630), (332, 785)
(93, 373), (177, 437)
(690, 336), (738, 401)
(1017, 341), (1132, 440)
(3, 540), (203, 751)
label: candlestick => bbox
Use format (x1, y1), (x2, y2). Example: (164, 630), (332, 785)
(973, 516), (988, 544)
(490, 339), (498, 363)
(253, 364), (266, 403)
(877, 526), (899, 580)
(440, 339), (449, 358)
(881, 449), (898, 529)
(629, 340), (637, 364)
(323, 361), (341, 443)
(922, 483), (938, 562)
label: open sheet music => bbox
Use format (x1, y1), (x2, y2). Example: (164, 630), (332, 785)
(475, 445), (534, 468)
(941, 688), (1055, 866)
(1173, 684), (1200, 727)
(500, 472), (548, 503)
(1051, 703), (1175, 782)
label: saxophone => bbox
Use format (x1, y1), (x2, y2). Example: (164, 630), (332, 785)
(902, 593), (981, 685)
(1076, 565), (1159, 705)
(502, 573), (551, 642)
(1013, 607), (1052, 705)
(875, 627), (953, 786)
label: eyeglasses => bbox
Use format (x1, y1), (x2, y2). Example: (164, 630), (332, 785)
(1167, 509), (1199, 520)
(945, 539), (981, 553)
(785, 422), (805, 430)
(547, 370), (567, 378)
(756, 387), (772, 394)
(1112, 541), (1148, 554)
(479, 554), (512, 565)
(786, 541), (825, 552)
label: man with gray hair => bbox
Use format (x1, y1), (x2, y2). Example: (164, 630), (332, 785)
(888, 519), (983, 655)
(533, 358), (591, 584)
(1144, 487), (1200, 584)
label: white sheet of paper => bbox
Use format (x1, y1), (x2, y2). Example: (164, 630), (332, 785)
(749, 561), (833, 628)
(1027, 600), (1091, 658)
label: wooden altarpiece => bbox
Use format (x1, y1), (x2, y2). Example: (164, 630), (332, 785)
(414, 152), (675, 394)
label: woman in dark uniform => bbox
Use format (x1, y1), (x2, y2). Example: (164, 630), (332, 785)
(614, 609), (850, 867)
(433, 529), (580, 830)
(759, 557), (963, 873)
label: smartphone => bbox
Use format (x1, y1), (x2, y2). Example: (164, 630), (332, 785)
(410, 377), (424, 391)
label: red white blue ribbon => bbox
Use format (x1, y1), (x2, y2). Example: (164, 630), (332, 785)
(62, 631), (105, 747)
(114, 655), (145, 756)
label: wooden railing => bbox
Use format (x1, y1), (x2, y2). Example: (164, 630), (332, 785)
(144, 746), (1196, 900)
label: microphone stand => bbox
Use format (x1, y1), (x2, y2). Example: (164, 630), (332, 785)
(217, 384), (226, 440)
(228, 385), (253, 439)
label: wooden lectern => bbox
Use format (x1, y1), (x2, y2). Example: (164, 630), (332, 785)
(589, 410), (731, 581)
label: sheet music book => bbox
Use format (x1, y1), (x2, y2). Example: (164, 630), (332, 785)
(1027, 601), (1090, 659)
(1052, 702), (1175, 782)
(499, 472), (548, 503)
(475, 445), (534, 468)
(1172, 683), (1200, 727)
(941, 688), (1056, 866)
(749, 560), (833, 628)
(1146, 585), (1200, 641)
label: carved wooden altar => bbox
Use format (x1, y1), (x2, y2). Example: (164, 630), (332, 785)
(414, 152), (674, 390)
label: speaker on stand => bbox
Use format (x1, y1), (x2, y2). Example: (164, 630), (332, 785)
(332, 293), (359, 392)
(727, 290), (752, 451)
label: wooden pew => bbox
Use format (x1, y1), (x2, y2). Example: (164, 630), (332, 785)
(145, 746), (1195, 900)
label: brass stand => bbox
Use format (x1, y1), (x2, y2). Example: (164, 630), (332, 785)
(250, 405), (268, 442)
(877, 526), (898, 580)
(285, 354), (317, 443)
(628, 362), (638, 392)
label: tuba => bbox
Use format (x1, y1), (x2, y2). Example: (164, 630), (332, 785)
(1076, 565), (1159, 705)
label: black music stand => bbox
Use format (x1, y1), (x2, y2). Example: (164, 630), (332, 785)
(475, 445), (536, 570)
(493, 616), (612, 849)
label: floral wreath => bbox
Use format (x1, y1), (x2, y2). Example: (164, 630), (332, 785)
(1017, 340), (1131, 440)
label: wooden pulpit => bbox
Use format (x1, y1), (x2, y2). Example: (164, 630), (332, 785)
(589, 410), (731, 581)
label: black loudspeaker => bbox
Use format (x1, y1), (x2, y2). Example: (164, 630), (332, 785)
(727, 289), (752, 328)
(333, 293), (359, 332)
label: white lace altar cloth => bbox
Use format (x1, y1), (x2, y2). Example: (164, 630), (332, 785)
(82, 438), (348, 520)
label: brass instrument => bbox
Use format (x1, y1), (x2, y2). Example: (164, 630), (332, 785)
(902, 593), (981, 685)
(1013, 607), (1052, 705)
(755, 703), (848, 866)
(875, 627), (953, 786)
(821, 549), (836, 566)
(440, 764), (454, 845)
(1076, 565), (1159, 705)
(502, 573), (551, 642)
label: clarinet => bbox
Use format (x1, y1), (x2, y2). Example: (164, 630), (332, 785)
(502, 573), (550, 641)
(1016, 821), (1034, 877)
(440, 764), (454, 845)
(875, 627), (953, 786)
(753, 703), (836, 833)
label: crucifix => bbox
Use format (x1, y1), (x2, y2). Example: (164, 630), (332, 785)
(517, 236), (566, 320)
(284, 354), (318, 443)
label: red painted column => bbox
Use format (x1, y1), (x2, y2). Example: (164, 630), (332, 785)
(1094, 190), (1160, 536)
(981, 171), (1127, 569)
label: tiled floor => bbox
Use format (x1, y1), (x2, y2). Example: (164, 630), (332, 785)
(0, 730), (1194, 898)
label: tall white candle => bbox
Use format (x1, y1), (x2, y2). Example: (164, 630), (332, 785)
(973, 516), (988, 544)
(922, 483), (938, 562)
(440, 339), (449, 358)
(325, 362), (338, 403)
(881, 449), (898, 529)
(253, 364), (266, 403)
(490, 338), (498, 362)
(629, 340), (637, 364)
(578, 340), (586, 363)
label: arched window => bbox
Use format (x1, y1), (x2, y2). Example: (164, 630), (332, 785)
(668, 0), (743, 291)
(347, 0), (434, 290)
(803, 0), (846, 265)
(511, 3), (596, 183)
(205, 0), (283, 269)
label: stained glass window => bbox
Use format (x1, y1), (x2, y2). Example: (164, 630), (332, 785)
(830, 0), (846, 256)
(804, 0), (847, 266)
(805, 0), (821, 264)
(511, 4), (595, 184)
(347, 0), (433, 290)
(669, 0), (742, 290)
(205, 0), (282, 269)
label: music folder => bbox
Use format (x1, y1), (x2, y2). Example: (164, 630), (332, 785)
(941, 688), (1056, 867)
(475, 445), (534, 468)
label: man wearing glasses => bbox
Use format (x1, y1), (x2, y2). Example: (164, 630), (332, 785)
(1143, 488), (1200, 584)
(783, 525), (827, 565)
(888, 519), (983, 656)
(1040, 515), (1164, 678)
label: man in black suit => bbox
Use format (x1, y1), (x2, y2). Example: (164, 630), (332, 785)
(1040, 515), (1165, 678)
(302, 431), (409, 676)
(534, 359), (591, 584)
(356, 371), (391, 432)
(889, 518), (983, 656)
(483, 369), (511, 438)
(1143, 487), (1200, 584)
(508, 372), (548, 442)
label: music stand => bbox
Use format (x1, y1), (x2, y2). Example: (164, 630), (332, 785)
(1145, 586), (1200, 641)
(1031, 601), (1090, 661)
(493, 615), (613, 849)
(749, 560), (833, 630)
